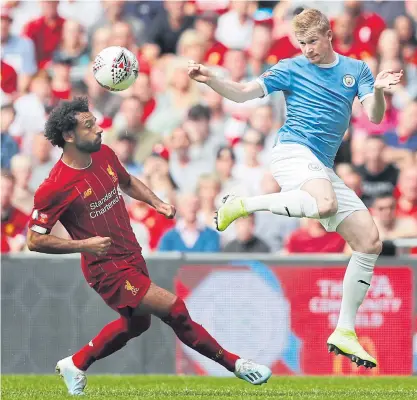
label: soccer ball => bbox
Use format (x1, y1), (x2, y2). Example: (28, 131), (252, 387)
(93, 46), (139, 92)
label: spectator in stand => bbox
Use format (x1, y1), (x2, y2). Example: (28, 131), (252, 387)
(215, 146), (242, 205)
(167, 127), (212, 193)
(194, 11), (228, 66)
(371, 193), (417, 255)
(363, 0), (407, 27)
(29, 132), (55, 192)
(378, 29), (401, 61)
(89, 0), (145, 46)
(158, 193), (220, 252)
(246, 24), (273, 78)
(23, 0), (65, 69)
(200, 84), (227, 138)
(215, 0), (255, 50)
(357, 136), (399, 207)
(248, 104), (283, 165)
(10, 154), (34, 215)
(233, 129), (268, 196)
(50, 54), (72, 100)
(223, 214), (270, 253)
(254, 172), (300, 253)
(379, 59), (417, 110)
(10, 73), (56, 154)
(127, 73), (156, 127)
(146, 1), (195, 56)
(335, 163), (363, 198)
(394, 14), (417, 63)
(332, 13), (373, 60)
(0, 60), (18, 102)
(342, 0), (386, 55)
(124, 1), (163, 31)
(1, 7), (37, 93)
(149, 57), (201, 135)
(84, 62), (122, 119)
(183, 104), (226, 165)
(1, 171), (29, 254)
(384, 100), (417, 152)
(111, 96), (161, 164)
(196, 174), (221, 228)
(396, 165), (417, 220)
(177, 29), (206, 64)
(286, 219), (346, 254)
(110, 21), (137, 53)
(53, 19), (89, 82)
(112, 134), (143, 177)
(1, 104), (19, 169)
(90, 26), (111, 58)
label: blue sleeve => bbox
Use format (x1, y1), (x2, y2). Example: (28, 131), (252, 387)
(357, 62), (374, 102)
(21, 38), (37, 75)
(256, 59), (292, 96)
(204, 231), (220, 252)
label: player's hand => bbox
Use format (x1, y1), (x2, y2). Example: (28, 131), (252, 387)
(83, 236), (112, 256)
(374, 69), (403, 90)
(188, 60), (213, 83)
(155, 202), (176, 219)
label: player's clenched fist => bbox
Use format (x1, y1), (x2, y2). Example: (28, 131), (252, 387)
(188, 60), (213, 83)
(83, 236), (112, 256)
(155, 202), (176, 219)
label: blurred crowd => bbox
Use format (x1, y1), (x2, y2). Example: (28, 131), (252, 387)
(1, 0), (417, 256)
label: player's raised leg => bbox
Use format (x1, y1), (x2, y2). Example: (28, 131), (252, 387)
(215, 177), (336, 231)
(56, 314), (151, 395)
(327, 210), (382, 369)
(133, 283), (272, 385)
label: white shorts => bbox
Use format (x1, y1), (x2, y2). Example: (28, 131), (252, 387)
(270, 143), (367, 232)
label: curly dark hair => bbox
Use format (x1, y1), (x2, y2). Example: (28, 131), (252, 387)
(44, 97), (90, 148)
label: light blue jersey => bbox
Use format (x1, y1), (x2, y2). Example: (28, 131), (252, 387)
(257, 53), (374, 168)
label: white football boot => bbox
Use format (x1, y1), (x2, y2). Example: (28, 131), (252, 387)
(55, 356), (87, 396)
(234, 359), (272, 385)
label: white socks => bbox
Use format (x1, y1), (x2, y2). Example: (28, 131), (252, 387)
(242, 190), (320, 218)
(337, 251), (379, 331)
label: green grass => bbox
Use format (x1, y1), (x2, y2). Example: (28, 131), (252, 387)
(2, 375), (417, 400)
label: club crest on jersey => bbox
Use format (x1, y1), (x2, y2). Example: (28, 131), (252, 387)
(84, 188), (93, 198)
(342, 74), (355, 88)
(107, 164), (118, 183)
(125, 280), (139, 296)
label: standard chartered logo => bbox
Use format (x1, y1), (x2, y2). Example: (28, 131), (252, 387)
(89, 188), (121, 218)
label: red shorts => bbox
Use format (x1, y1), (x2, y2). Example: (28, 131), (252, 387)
(92, 260), (151, 317)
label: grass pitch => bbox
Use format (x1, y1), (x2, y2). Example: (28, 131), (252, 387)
(2, 375), (417, 400)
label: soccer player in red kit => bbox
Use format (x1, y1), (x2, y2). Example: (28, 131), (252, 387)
(27, 98), (271, 395)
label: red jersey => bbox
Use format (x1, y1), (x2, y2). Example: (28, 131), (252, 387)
(332, 40), (373, 61)
(204, 41), (228, 66)
(0, 60), (18, 94)
(23, 16), (65, 69)
(286, 229), (346, 254)
(353, 12), (385, 53)
(128, 203), (175, 250)
(267, 35), (301, 65)
(29, 145), (143, 285)
(1, 207), (29, 253)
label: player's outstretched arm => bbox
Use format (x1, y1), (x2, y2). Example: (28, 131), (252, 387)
(362, 69), (403, 124)
(120, 175), (176, 219)
(27, 230), (111, 256)
(188, 60), (264, 103)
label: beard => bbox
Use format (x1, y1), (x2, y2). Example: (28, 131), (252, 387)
(75, 138), (101, 153)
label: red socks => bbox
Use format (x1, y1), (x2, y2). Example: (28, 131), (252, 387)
(72, 315), (150, 371)
(162, 297), (239, 372)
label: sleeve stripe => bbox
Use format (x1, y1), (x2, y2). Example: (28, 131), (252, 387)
(359, 92), (374, 103)
(30, 225), (48, 234)
(256, 77), (269, 97)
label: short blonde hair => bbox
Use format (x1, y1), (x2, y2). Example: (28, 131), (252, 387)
(292, 9), (330, 35)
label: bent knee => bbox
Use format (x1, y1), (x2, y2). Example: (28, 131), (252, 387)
(317, 196), (338, 218)
(128, 315), (152, 337)
(351, 231), (382, 255)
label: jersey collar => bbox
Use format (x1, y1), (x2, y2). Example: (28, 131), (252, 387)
(316, 52), (339, 69)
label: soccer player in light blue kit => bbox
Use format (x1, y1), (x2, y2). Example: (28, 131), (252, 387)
(188, 8), (403, 369)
